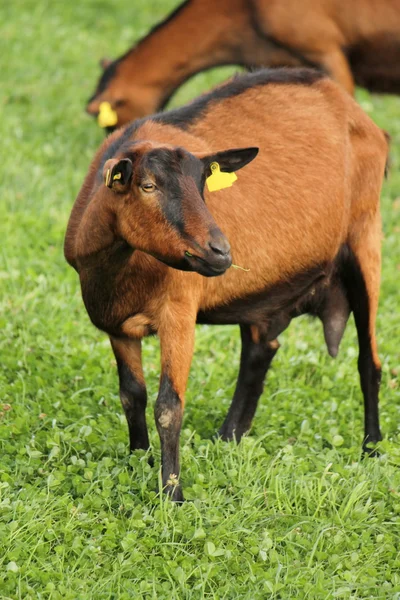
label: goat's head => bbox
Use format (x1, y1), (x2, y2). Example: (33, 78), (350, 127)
(101, 142), (258, 276)
(86, 59), (159, 130)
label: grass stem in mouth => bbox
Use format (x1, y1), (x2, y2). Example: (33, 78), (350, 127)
(186, 252), (249, 271)
(231, 264), (250, 272)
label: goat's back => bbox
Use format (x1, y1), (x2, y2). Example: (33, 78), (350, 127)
(132, 71), (387, 304)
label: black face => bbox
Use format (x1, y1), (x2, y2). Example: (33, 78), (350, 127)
(101, 143), (258, 277)
(133, 147), (232, 276)
(138, 147), (205, 228)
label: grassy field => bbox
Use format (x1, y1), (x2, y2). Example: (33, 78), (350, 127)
(1, 1), (400, 598)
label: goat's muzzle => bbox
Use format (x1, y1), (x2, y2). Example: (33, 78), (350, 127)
(185, 232), (232, 277)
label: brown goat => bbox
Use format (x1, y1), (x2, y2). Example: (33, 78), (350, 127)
(87, 0), (400, 128)
(68, 69), (388, 501)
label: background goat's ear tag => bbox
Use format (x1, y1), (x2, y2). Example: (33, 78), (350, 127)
(206, 162), (237, 192)
(98, 101), (118, 128)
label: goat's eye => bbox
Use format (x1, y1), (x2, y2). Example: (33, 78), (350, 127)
(141, 183), (156, 193)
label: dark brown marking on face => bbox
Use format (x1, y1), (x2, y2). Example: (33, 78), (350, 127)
(135, 147), (207, 238)
(133, 147), (229, 275)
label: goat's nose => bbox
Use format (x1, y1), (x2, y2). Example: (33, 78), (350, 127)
(208, 237), (231, 257)
(206, 235), (232, 273)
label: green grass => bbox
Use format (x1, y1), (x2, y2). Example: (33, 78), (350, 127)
(1, 1), (400, 598)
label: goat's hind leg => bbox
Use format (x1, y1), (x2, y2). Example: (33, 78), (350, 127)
(218, 324), (280, 442)
(343, 215), (383, 453)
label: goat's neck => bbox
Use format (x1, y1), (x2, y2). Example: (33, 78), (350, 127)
(74, 196), (130, 267)
(121, 0), (249, 110)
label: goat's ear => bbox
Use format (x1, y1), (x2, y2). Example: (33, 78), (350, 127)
(100, 57), (112, 70)
(201, 147), (259, 173)
(103, 158), (133, 192)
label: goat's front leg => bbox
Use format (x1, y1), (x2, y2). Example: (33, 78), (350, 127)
(155, 308), (196, 502)
(110, 337), (150, 453)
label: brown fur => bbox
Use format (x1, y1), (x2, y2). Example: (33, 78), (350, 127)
(68, 72), (388, 500)
(87, 0), (400, 126)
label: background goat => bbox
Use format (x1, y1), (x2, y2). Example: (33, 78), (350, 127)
(87, 0), (400, 128)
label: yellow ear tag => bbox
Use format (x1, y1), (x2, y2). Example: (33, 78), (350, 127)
(105, 169), (121, 187)
(98, 101), (118, 128)
(206, 162), (237, 192)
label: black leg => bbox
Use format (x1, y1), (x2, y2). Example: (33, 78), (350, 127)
(218, 325), (280, 442)
(116, 360), (150, 452)
(155, 375), (184, 502)
(110, 337), (150, 453)
(358, 343), (382, 452)
(341, 243), (382, 452)
(155, 311), (196, 502)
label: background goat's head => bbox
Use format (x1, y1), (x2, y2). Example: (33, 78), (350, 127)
(86, 59), (154, 130)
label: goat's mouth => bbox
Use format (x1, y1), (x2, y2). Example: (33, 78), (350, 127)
(184, 251), (232, 277)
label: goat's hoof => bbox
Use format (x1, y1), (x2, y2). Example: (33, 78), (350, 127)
(212, 431), (228, 442)
(163, 473), (184, 503)
(165, 485), (184, 503)
(129, 445), (154, 467)
(362, 440), (381, 458)
(215, 428), (239, 443)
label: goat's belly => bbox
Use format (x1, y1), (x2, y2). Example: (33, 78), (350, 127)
(197, 261), (330, 329)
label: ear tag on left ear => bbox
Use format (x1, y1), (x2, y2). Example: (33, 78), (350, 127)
(206, 162), (237, 192)
(98, 101), (118, 128)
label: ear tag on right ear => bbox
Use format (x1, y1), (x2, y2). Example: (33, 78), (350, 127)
(105, 168), (111, 187)
(105, 169), (121, 188)
(206, 162), (237, 192)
